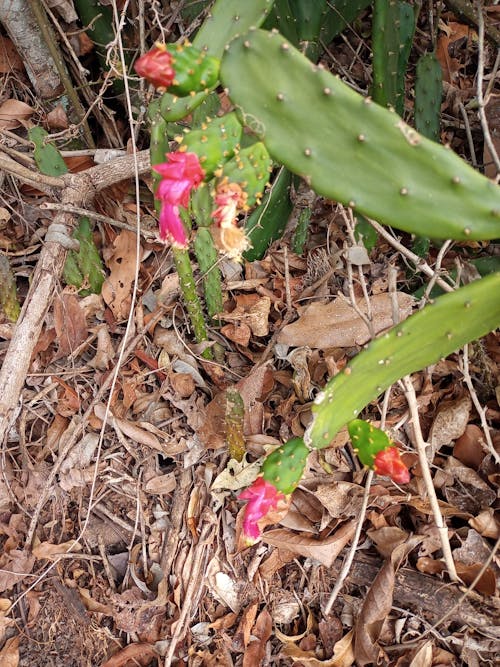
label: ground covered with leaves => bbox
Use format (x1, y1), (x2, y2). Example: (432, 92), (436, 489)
(0, 2), (499, 666)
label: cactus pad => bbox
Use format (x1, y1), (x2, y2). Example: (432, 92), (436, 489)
(262, 437), (309, 494)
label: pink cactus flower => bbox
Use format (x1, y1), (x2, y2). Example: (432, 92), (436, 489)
(212, 180), (247, 228)
(134, 44), (175, 90)
(238, 477), (284, 544)
(373, 447), (410, 484)
(153, 152), (204, 247)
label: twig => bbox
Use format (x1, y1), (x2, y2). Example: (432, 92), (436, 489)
(458, 102), (478, 168)
(460, 344), (500, 464)
(422, 240), (454, 302)
(323, 469), (374, 615)
(475, 1), (500, 176)
(401, 376), (458, 582)
(367, 218), (455, 293)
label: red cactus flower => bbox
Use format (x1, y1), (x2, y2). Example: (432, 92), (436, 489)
(373, 447), (410, 484)
(134, 43), (175, 90)
(238, 477), (284, 544)
(153, 152), (204, 247)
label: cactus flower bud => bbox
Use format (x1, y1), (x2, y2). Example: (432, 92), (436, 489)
(134, 44), (175, 91)
(373, 447), (410, 484)
(238, 477), (284, 545)
(153, 151), (204, 246)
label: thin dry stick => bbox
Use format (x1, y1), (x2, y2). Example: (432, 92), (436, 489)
(460, 344), (500, 464)
(367, 219), (455, 293)
(323, 469), (374, 615)
(475, 0), (500, 175)
(401, 376), (458, 582)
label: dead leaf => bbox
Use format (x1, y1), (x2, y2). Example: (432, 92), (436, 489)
(100, 643), (158, 667)
(94, 403), (167, 453)
(354, 537), (421, 666)
(46, 103), (69, 130)
(455, 562), (496, 596)
(409, 640), (433, 667)
(144, 472), (176, 495)
(483, 95), (500, 178)
(367, 526), (409, 559)
(0, 36), (24, 73)
(0, 550), (35, 593)
(469, 509), (499, 539)
(32, 539), (80, 560)
(222, 295), (271, 337)
(263, 520), (356, 567)
(277, 293), (414, 348)
(283, 629), (355, 667)
(53, 292), (88, 359)
(60, 433), (99, 474)
(0, 99), (34, 129)
(314, 482), (365, 519)
(0, 634), (19, 667)
(102, 230), (141, 319)
(428, 395), (471, 456)
(242, 608), (272, 667)
(453, 424), (486, 469)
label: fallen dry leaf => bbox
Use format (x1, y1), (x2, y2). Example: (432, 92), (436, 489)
(428, 395), (471, 457)
(0, 634), (19, 667)
(469, 509), (499, 539)
(0, 99), (34, 129)
(263, 520), (356, 567)
(283, 629), (355, 667)
(454, 562), (496, 596)
(0, 550), (35, 594)
(100, 643), (158, 667)
(102, 230), (141, 319)
(354, 536), (421, 665)
(242, 607), (272, 667)
(277, 293), (414, 348)
(53, 292), (88, 359)
(32, 539), (80, 560)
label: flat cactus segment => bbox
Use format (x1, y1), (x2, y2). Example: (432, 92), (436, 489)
(348, 419), (392, 467)
(194, 0), (274, 57)
(166, 43), (219, 97)
(244, 167), (296, 261)
(306, 272), (500, 449)
(220, 29), (500, 241)
(160, 0), (273, 121)
(221, 142), (272, 207)
(372, 0), (401, 109)
(193, 227), (223, 319)
(178, 112), (242, 178)
(262, 437), (309, 494)
(415, 52), (442, 142)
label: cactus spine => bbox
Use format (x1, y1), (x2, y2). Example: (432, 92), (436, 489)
(262, 437), (309, 494)
(220, 29), (500, 241)
(306, 272), (500, 449)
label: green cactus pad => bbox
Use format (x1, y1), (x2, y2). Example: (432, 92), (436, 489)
(220, 142), (272, 207)
(348, 419), (392, 468)
(165, 42), (219, 97)
(159, 0), (274, 121)
(415, 53), (442, 142)
(262, 437), (309, 494)
(177, 112), (242, 179)
(29, 126), (68, 177)
(63, 217), (104, 295)
(220, 29), (500, 241)
(306, 272), (500, 449)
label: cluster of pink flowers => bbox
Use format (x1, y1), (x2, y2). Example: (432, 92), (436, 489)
(152, 152), (205, 247)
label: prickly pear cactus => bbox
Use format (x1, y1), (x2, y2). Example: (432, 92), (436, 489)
(244, 167), (296, 261)
(63, 217), (105, 295)
(220, 142), (272, 207)
(29, 126), (68, 177)
(220, 28), (500, 241)
(306, 272), (500, 449)
(348, 419), (392, 467)
(262, 437), (309, 494)
(0, 252), (20, 322)
(194, 227), (223, 318)
(164, 42), (219, 97)
(372, 0), (401, 109)
(177, 112), (242, 178)
(160, 0), (274, 122)
(415, 53), (442, 142)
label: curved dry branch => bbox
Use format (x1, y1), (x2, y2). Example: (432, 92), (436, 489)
(0, 150), (150, 444)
